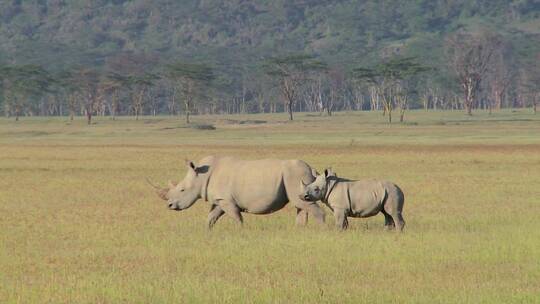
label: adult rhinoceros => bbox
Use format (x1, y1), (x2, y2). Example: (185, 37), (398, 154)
(150, 156), (325, 229)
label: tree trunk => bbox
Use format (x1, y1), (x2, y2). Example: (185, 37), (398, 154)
(464, 91), (473, 115)
(14, 104), (20, 121)
(86, 112), (92, 125)
(463, 77), (475, 115)
(184, 99), (190, 123)
(327, 92), (333, 116)
(464, 92), (471, 114)
(111, 104), (116, 121)
(494, 88), (502, 110)
(288, 101), (294, 121)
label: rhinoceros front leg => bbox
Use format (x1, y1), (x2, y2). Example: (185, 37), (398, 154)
(293, 200), (325, 224)
(334, 208), (349, 230)
(207, 205), (225, 229)
(295, 208), (308, 226)
(218, 200), (244, 225)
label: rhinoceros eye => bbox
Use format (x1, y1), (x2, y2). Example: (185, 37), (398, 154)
(314, 187), (320, 192)
(180, 189), (185, 192)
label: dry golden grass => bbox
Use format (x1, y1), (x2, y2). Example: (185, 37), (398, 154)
(1, 110), (539, 303)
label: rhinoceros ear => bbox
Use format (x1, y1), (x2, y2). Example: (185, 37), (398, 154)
(311, 168), (319, 177)
(185, 159), (196, 171)
(324, 168), (335, 178)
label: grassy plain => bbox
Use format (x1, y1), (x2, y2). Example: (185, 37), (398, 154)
(1, 110), (539, 303)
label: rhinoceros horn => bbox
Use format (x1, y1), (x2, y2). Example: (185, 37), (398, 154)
(168, 180), (177, 189)
(146, 177), (169, 201)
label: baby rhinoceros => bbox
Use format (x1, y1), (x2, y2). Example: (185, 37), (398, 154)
(301, 168), (405, 231)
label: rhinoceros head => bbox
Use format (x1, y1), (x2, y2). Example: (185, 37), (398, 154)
(301, 168), (336, 201)
(160, 160), (207, 211)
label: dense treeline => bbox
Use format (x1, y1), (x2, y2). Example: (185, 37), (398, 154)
(0, 0), (539, 122)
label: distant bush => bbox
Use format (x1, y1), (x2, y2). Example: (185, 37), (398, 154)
(190, 123), (216, 130)
(219, 119), (266, 125)
(403, 121), (418, 126)
(238, 120), (266, 125)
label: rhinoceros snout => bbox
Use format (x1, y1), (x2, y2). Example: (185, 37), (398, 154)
(168, 202), (181, 210)
(299, 193), (311, 201)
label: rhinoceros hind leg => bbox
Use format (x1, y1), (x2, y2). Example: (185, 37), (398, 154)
(381, 210), (395, 230)
(207, 205), (225, 229)
(392, 212), (405, 232)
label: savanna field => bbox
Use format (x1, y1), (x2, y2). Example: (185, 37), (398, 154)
(1, 110), (539, 303)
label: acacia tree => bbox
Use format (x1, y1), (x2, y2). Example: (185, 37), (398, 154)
(126, 73), (159, 120)
(264, 54), (326, 120)
(521, 52), (540, 114)
(353, 57), (429, 123)
(55, 70), (81, 121)
(487, 44), (513, 113)
(166, 62), (214, 123)
(446, 31), (499, 115)
(101, 72), (128, 120)
(0, 65), (53, 121)
(327, 68), (345, 116)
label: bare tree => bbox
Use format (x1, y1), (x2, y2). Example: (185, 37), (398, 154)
(327, 68), (345, 116)
(489, 64), (512, 113)
(395, 84), (409, 122)
(520, 52), (540, 114)
(72, 68), (100, 124)
(446, 30), (499, 115)
(166, 62), (214, 123)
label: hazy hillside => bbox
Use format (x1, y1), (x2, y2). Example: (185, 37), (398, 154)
(0, 1), (539, 118)
(1, 0), (539, 68)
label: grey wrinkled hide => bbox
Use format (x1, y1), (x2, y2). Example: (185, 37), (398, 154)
(161, 156), (325, 229)
(302, 168), (405, 231)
